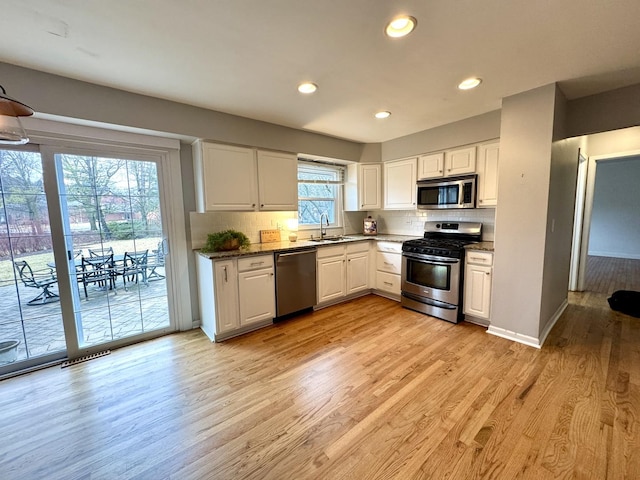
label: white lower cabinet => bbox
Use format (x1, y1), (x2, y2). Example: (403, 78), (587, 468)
(317, 247), (346, 304)
(464, 250), (493, 323)
(197, 253), (274, 341)
(238, 257), (276, 327)
(375, 241), (402, 298)
(317, 242), (370, 305)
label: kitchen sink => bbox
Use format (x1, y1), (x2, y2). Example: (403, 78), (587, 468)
(308, 235), (350, 242)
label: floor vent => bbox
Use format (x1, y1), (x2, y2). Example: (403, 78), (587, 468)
(61, 350), (111, 368)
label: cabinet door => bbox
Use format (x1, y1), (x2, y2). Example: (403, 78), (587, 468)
(257, 151), (298, 211)
(360, 164), (382, 210)
(317, 256), (346, 303)
(345, 163), (381, 211)
(214, 260), (240, 334)
(384, 158), (417, 209)
(417, 153), (444, 180)
(347, 253), (369, 294)
(201, 143), (258, 211)
(464, 263), (492, 319)
(445, 146), (476, 176)
(477, 142), (499, 207)
(238, 268), (276, 326)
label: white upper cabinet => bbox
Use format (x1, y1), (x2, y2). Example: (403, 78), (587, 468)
(256, 150), (298, 211)
(195, 142), (258, 211)
(417, 153), (444, 180)
(417, 147), (476, 180)
(384, 158), (417, 210)
(445, 146), (476, 176)
(193, 140), (297, 212)
(477, 142), (500, 207)
(345, 163), (381, 211)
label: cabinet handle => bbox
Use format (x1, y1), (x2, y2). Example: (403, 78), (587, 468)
(270, 272), (274, 277)
(485, 272), (490, 275)
(469, 257), (484, 262)
(348, 259), (351, 262)
(384, 261), (392, 265)
(223, 266), (228, 282)
(261, 204), (264, 207)
(250, 261), (264, 267)
(439, 170), (443, 173)
(252, 203), (256, 207)
(383, 281), (393, 286)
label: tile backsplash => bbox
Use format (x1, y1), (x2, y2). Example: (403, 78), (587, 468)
(367, 208), (496, 240)
(190, 211), (368, 249)
(189, 208), (495, 249)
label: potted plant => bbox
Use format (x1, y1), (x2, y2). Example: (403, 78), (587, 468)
(202, 229), (251, 252)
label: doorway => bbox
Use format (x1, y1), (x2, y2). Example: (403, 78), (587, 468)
(571, 150), (640, 298)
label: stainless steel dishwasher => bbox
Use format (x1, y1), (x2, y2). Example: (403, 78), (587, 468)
(274, 248), (317, 319)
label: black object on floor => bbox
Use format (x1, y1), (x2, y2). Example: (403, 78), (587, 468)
(608, 290), (640, 318)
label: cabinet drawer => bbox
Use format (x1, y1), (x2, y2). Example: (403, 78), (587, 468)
(377, 251), (401, 274)
(317, 245), (346, 259)
(346, 241), (370, 254)
(376, 241), (402, 254)
(238, 254), (274, 272)
(376, 271), (401, 295)
(466, 251), (493, 266)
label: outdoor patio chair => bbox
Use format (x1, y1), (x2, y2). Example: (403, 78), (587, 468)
(13, 260), (59, 305)
(88, 246), (113, 257)
(147, 241), (165, 281)
(119, 250), (149, 290)
(80, 254), (116, 299)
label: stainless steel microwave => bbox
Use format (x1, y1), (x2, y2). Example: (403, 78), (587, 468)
(416, 175), (476, 210)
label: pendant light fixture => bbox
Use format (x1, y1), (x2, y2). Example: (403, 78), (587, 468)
(0, 85), (34, 145)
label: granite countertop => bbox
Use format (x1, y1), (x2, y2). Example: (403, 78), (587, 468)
(196, 234), (419, 259)
(465, 241), (494, 252)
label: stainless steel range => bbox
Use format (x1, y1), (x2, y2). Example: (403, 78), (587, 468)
(401, 221), (482, 323)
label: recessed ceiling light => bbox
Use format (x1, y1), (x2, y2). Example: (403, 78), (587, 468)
(385, 16), (417, 38)
(375, 111), (391, 119)
(297, 82), (318, 94)
(458, 77), (482, 90)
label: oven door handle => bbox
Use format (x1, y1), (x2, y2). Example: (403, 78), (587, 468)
(402, 252), (459, 264)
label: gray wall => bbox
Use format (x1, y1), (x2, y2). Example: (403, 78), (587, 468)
(589, 157), (640, 259)
(539, 134), (580, 336)
(381, 110), (501, 160)
(491, 84), (558, 340)
(0, 62), (365, 161)
(566, 83), (640, 138)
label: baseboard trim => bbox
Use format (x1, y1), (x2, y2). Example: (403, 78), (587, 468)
(486, 326), (542, 349)
(538, 298), (568, 347)
(487, 298), (568, 349)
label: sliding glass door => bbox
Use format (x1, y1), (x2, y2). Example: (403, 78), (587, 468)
(56, 153), (171, 349)
(0, 148), (66, 369)
(0, 142), (177, 376)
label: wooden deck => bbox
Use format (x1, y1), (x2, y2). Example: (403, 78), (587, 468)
(1, 285), (639, 479)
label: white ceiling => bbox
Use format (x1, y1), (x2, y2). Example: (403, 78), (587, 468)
(2, 0), (640, 143)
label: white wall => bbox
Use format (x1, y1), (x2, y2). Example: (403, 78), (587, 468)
(589, 157), (640, 259)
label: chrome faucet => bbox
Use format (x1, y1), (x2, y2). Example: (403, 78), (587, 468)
(320, 212), (329, 239)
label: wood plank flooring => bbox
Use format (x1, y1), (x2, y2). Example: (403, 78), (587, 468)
(1, 292), (639, 479)
(585, 255), (640, 294)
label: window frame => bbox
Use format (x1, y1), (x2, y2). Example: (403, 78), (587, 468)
(297, 160), (344, 230)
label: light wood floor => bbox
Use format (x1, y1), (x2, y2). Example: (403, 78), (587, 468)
(1, 292), (639, 479)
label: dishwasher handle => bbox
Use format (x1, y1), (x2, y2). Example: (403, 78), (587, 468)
(276, 249), (316, 260)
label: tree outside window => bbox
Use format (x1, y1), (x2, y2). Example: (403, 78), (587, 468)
(297, 162), (343, 227)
